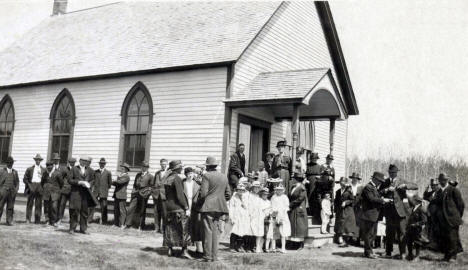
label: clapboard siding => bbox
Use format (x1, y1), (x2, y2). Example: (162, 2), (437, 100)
(0, 66), (227, 201)
(313, 120), (347, 179)
(231, 1), (340, 98)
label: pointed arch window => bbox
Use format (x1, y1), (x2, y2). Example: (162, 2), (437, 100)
(49, 89), (75, 165)
(0, 95), (15, 164)
(120, 82), (153, 168)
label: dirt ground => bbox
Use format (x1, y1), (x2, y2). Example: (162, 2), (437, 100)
(0, 205), (467, 270)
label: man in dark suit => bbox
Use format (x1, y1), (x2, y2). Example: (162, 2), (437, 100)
(90, 158), (112, 224)
(360, 171), (391, 258)
(58, 157), (76, 224)
(320, 154), (336, 181)
(0, 157), (19, 225)
(199, 156), (231, 262)
(152, 158), (168, 233)
(69, 156), (95, 234)
(126, 162), (154, 229)
(42, 161), (63, 227)
(112, 163), (130, 227)
(379, 164), (418, 259)
(23, 154), (46, 224)
(228, 143), (245, 192)
(433, 173), (464, 262)
(264, 152), (275, 176)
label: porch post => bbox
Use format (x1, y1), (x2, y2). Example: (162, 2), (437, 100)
(329, 118), (335, 155)
(291, 104), (300, 176)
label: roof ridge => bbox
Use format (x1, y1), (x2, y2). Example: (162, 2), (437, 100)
(63, 2), (122, 15)
(259, 68), (329, 75)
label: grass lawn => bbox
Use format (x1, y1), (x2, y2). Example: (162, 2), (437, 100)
(0, 206), (467, 270)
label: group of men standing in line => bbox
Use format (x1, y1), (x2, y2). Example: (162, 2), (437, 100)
(0, 154), (171, 235)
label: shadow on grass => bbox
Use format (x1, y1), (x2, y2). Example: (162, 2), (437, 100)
(332, 251), (365, 258)
(141, 246), (168, 256)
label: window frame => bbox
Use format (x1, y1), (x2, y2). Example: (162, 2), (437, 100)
(0, 95), (15, 165)
(48, 89), (76, 165)
(118, 81), (154, 171)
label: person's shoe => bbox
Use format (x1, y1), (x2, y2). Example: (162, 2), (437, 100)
(280, 249), (287, 254)
(79, 230), (90, 235)
(181, 251), (194, 260)
(405, 255), (414, 261)
(26, 220), (31, 224)
(380, 254), (393, 259)
(198, 257), (211, 262)
(394, 254), (404, 260)
(365, 254), (378, 259)
(68, 230), (75, 235)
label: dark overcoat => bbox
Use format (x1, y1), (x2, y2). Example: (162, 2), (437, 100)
(379, 177), (418, 222)
(336, 187), (358, 236)
(164, 172), (188, 213)
(288, 179), (308, 239)
(69, 166), (96, 209)
(94, 168), (112, 199)
(434, 185), (464, 228)
(60, 166), (73, 195)
(42, 170), (63, 201)
(152, 170), (167, 200)
(360, 182), (385, 223)
(199, 170), (231, 214)
(183, 179), (203, 241)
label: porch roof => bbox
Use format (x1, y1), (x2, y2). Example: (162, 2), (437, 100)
(224, 68), (347, 120)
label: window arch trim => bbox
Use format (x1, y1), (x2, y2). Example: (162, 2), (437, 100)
(0, 94), (15, 164)
(120, 81), (154, 124)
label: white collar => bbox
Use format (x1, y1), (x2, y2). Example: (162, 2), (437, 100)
(441, 184), (448, 191)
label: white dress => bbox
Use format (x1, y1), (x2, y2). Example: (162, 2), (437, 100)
(270, 194), (291, 237)
(228, 193), (250, 237)
(250, 195), (271, 237)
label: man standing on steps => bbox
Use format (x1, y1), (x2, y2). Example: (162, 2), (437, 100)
(0, 157), (19, 225)
(152, 158), (168, 233)
(23, 154), (46, 224)
(360, 172), (391, 259)
(379, 164), (418, 259)
(69, 156), (95, 234)
(199, 156), (231, 262)
(90, 158), (112, 224)
(58, 157), (76, 224)
(320, 154), (336, 181)
(228, 143), (245, 192)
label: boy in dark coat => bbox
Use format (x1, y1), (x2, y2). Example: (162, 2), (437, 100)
(405, 194), (428, 261)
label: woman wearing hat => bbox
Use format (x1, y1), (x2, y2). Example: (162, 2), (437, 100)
(288, 172), (308, 250)
(163, 160), (192, 259)
(334, 177), (358, 247)
(271, 140), (292, 194)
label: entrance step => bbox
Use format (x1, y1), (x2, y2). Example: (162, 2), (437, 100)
(304, 233), (334, 248)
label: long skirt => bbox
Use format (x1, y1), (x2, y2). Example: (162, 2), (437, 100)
(163, 211), (190, 248)
(279, 169), (290, 194)
(341, 206), (358, 236)
(189, 211), (204, 242)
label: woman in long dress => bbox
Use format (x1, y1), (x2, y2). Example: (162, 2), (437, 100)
(288, 172), (308, 249)
(270, 184), (291, 253)
(335, 177), (358, 247)
(272, 140), (292, 193)
(163, 160), (192, 259)
(183, 167), (203, 256)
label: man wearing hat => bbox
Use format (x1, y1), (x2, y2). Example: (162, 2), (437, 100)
(306, 152), (321, 217)
(360, 172), (392, 258)
(126, 162), (154, 229)
(423, 178), (441, 250)
(89, 158), (113, 224)
(379, 164), (418, 259)
(320, 154), (335, 181)
(112, 163), (130, 228)
(42, 161), (63, 227)
(272, 140), (292, 193)
(199, 156), (231, 262)
(228, 143), (246, 192)
(23, 154), (46, 223)
(433, 173), (464, 262)
(0, 157), (19, 225)
(69, 156), (96, 234)
(58, 157), (76, 224)
(51, 152), (61, 171)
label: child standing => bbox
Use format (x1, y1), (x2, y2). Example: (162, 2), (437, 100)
(228, 183), (250, 252)
(321, 193), (332, 234)
(406, 194), (428, 261)
(255, 161), (269, 186)
(246, 181), (262, 252)
(269, 184), (291, 253)
(255, 187), (272, 253)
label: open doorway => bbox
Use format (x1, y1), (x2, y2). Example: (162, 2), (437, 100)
(237, 115), (271, 173)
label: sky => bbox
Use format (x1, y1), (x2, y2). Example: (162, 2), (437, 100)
(0, 0), (467, 161)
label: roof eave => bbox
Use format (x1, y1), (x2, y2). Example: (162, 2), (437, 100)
(0, 60), (236, 89)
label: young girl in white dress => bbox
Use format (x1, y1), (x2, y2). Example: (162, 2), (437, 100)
(268, 184), (291, 253)
(228, 183), (250, 252)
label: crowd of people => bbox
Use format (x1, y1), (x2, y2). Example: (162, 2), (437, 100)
(0, 139), (465, 263)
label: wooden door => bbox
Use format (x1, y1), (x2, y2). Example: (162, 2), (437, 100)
(249, 128), (264, 171)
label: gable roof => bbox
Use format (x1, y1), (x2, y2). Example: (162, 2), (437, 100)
(0, 1), (281, 87)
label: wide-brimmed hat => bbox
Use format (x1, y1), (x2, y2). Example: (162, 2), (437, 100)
(267, 178), (282, 183)
(68, 157), (77, 163)
(99, 158), (107, 164)
(5, 156), (14, 164)
(169, 160), (183, 170)
(294, 171), (305, 180)
(326, 154), (334, 160)
(388, 164), (399, 173)
(259, 187), (269, 194)
(51, 153), (60, 160)
(205, 156), (218, 166)
(429, 178), (438, 186)
(371, 171), (385, 183)
(251, 181), (261, 187)
(339, 177), (348, 184)
(141, 161), (149, 168)
(438, 173), (449, 181)
(33, 154), (43, 161)
(265, 152), (275, 158)
(276, 140), (287, 148)
(274, 184), (285, 190)
(120, 163), (131, 171)
(80, 155), (92, 162)
(349, 172), (361, 180)
(310, 152), (319, 160)
(239, 177), (249, 183)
